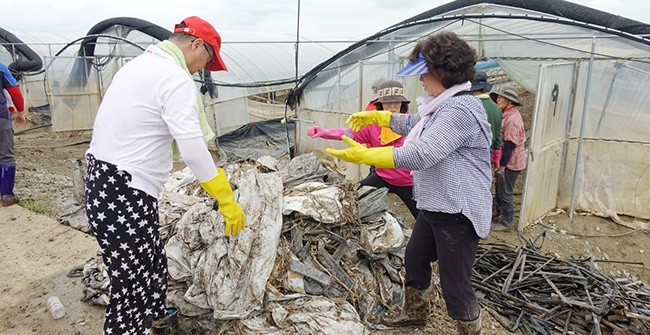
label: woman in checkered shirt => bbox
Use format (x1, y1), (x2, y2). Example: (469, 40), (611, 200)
(327, 31), (491, 335)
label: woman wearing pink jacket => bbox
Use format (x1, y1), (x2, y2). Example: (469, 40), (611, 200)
(307, 80), (418, 219)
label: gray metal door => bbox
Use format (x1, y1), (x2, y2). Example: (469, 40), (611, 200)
(519, 63), (576, 229)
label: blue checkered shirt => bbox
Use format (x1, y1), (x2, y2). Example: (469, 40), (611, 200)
(392, 94), (493, 238)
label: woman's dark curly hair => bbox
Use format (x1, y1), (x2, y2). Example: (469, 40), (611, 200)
(408, 31), (477, 88)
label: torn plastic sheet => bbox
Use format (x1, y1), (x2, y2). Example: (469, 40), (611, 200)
(282, 182), (346, 224)
(229, 293), (370, 335)
(276, 152), (342, 186)
(361, 211), (406, 254)
(166, 164), (284, 320)
(357, 185), (390, 222)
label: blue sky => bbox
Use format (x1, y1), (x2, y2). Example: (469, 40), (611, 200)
(3, 0), (649, 39)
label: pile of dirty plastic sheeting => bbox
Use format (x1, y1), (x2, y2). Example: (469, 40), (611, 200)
(78, 153), (410, 334)
(165, 161), (285, 320)
(272, 206), (409, 328)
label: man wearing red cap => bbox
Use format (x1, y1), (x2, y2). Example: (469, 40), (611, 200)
(84, 16), (244, 335)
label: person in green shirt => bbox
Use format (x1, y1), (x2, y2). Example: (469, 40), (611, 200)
(470, 71), (502, 165)
(471, 71), (503, 224)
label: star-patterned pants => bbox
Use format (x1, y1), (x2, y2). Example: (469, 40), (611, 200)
(85, 154), (168, 335)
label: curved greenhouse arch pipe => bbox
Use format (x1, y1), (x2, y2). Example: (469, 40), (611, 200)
(59, 34), (147, 98)
(400, 0), (650, 37)
(63, 17), (217, 98)
(286, 2), (650, 108)
(64, 17), (171, 91)
(78, 17), (172, 59)
(54, 34), (146, 58)
(0, 27), (43, 74)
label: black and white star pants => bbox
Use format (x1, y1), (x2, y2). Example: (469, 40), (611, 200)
(85, 154), (168, 335)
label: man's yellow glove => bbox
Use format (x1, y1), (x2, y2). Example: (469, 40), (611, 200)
(346, 110), (392, 131)
(199, 168), (246, 236)
(326, 136), (395, 168)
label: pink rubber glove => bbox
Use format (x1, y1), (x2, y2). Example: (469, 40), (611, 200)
(307, 126), (345, 140)
(491, 148), (502, 168)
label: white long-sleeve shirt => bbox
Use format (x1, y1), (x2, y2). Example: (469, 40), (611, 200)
(87, 45), (216, 199)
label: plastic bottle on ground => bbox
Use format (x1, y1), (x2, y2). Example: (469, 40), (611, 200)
(47, 296), (66, 319)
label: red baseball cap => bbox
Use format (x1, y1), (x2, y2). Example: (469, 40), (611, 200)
(174, 16), (227, 72)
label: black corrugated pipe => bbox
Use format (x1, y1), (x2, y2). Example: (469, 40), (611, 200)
(66, 17), (172, 92)
(66, 17), (217, 98)
(0, 27), (43, 76)
(286, 0), (650, 110)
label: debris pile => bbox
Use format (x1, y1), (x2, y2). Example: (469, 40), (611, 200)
(78, 153), (411, 334)
(474, 243), (650, 335)
(74, 153), (650, 334)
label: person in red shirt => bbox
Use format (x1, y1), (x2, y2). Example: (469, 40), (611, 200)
(307, 80), (418, 218)
(1, 62), (26, 206)
(490, 85), (527, 231)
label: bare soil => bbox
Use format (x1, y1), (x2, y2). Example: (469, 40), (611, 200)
(1, 113), (648, 334)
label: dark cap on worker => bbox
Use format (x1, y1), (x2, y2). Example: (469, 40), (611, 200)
(470, 71), (493, 92)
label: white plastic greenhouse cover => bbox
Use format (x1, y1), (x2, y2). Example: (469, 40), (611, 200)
(290, 0), (650, 229)
(3, 18), (351, 135)
(1, 31), (80, 59)
(1, 31), (82, 110)
(10, 25), (348, 96)
(53, 24), (350, 100)
(215, 30), (350, 99)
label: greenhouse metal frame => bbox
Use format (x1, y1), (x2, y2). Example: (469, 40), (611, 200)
(287, 0), (650, 230)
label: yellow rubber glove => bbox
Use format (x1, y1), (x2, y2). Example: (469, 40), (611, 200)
(199, 168), (246, 236)
(326, 136), (395, 168)
(345, 110), (392, 131)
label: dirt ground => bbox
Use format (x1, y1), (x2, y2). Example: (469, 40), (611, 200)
(1, 109), (648, 334)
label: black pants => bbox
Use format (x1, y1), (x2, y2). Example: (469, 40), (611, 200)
(0, 118), (15, 166)
(404, 210), (480, 321)
(85, 154), (168, 334)
(495, 168), (521, 212)
(359, 172), (419, 219)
